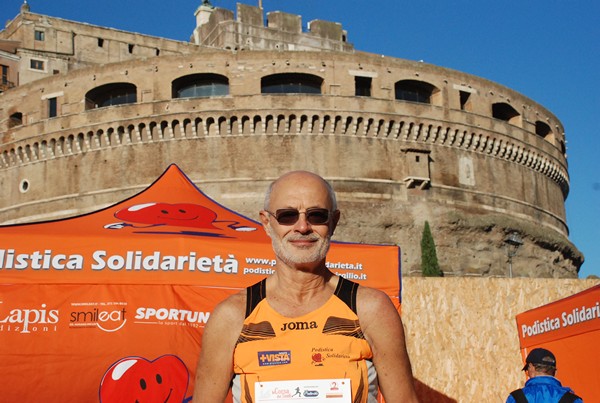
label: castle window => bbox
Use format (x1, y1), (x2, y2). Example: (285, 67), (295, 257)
(402, 148), (431, 189)
(459, 90), (472, 111)
(395, 80), (437, 104)
(1, 65), (8, 84)
(48, 97), (57, 118)
(535, 121), (552, 140)
(20, 179), (30, 193)
(261, 73), (323, 94)
(128, 44), (134, 54)
(9, 112), (23, 128)
(85, 83), (137, 109)
(34, 30), (45, 41)
(30, 59), (45, 71)
(355, 76), (372, 97)
(172, 74), (229, 98)
(492, 102), (520, 124)
(98, 38), (104, 47)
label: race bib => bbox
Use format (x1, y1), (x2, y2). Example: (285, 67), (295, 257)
(255, 378), (351, 402)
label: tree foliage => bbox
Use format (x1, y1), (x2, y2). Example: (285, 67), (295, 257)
(421, 221), (442, 277)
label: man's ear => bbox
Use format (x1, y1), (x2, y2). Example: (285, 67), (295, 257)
(259, 211), (272, 237)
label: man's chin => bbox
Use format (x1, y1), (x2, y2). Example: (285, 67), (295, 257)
(278, 251), (327, 268)
(272, 238), (330, 268)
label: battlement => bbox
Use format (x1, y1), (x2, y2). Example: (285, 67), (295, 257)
(192, 2), (353, 52)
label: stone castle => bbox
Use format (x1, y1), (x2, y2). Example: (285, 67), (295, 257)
(0, 1), (583, 277)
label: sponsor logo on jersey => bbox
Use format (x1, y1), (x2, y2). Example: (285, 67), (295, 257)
(258, 350), (291, 366)
(311, 352), (325, 366)
(280, 320), (318, 331)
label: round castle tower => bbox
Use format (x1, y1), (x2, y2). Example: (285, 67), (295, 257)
(0, 2), (582, 277)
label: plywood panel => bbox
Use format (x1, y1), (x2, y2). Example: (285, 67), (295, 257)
(401, 278), (599, 402)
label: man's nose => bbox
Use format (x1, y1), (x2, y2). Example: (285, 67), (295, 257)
(293, 212), (312, 232)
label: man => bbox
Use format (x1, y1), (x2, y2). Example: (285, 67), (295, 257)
(507, 348), (583, 403)
(193, 171), (419, 402)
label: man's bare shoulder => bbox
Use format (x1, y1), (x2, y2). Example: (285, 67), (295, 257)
(354, 284), (417, 401)
(208, 289), (247, 328)
(355, 284), (401, 332)
(356, 284), (395, 312)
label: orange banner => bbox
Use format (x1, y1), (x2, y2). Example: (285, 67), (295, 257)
(0, 165), (403, 402)
(516, 285), (600, 348)
(515, 285), (600, 401)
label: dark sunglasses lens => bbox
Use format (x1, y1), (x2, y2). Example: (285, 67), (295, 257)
(306, 209), (330, 224)
(275, 209), (300, 225)
(273, 209), (330, 225)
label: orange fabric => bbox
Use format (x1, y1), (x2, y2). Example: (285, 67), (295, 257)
(515, 285), (600, 401)
(0, 164), (402, 402)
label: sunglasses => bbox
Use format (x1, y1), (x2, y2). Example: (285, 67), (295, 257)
(265, 208), (332, 226)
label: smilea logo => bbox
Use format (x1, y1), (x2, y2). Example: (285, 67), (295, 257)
(0, 301), (59, 334)
(69, 302), (127, 332)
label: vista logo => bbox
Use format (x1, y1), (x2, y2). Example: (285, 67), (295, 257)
(258, 350), (291, 366)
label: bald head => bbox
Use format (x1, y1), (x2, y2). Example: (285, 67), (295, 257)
(264, 171), (337, 211)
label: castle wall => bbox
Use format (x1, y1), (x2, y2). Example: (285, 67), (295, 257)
(0, 49), (579, 277)
(0, 11), (198, 86)
(0, 3), (581, 277)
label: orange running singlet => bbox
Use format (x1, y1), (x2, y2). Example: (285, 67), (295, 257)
(232, 277), (378, 403)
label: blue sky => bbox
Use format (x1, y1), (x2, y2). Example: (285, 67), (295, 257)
(2, 1), (599, 278)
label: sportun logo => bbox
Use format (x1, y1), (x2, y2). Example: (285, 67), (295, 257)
(69, 302), (127, 333)
(134, 306), (211, 329)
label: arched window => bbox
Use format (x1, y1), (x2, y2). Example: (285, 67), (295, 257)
(261, 73), (323, 94)
(395, 80), (437, 104)
(85, 83), (137, 110)
(172, 74), (229, 98)
(492, 102), (520, 123)
(535, 121), (552, 139)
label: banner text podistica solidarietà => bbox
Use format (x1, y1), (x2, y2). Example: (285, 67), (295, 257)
(0, 249), (240, 272)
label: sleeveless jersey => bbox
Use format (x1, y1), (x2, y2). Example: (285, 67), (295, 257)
(232, 277), (378, 403)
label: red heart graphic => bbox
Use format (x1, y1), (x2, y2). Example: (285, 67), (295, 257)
(115, 203), (218, 229)
(99, 355), (189, 402)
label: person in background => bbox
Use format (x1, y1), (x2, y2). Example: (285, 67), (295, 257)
(193, 170), (419, 402)
(507, 348), (583, 403)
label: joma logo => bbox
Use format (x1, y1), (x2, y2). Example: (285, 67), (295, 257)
(281, 321), (318, 331)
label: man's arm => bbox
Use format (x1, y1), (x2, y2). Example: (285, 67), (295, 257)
(192, 292), (245, 402)
(357, 286), (419, 403)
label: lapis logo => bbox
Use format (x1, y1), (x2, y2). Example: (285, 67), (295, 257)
(258, 350), (291, 366)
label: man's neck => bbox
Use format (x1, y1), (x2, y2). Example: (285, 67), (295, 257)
(266, 265), (337, 316)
